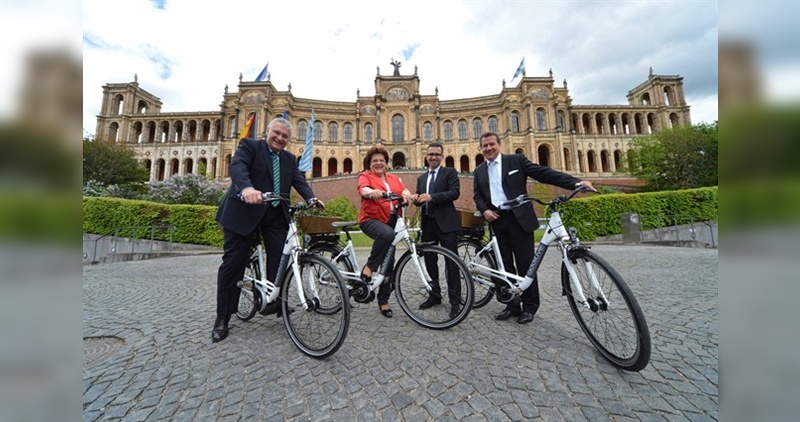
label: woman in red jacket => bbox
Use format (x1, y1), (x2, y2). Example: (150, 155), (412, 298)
(357, 146), (414, 318)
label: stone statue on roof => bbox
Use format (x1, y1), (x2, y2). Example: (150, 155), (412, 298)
(390, 58), (401, 76)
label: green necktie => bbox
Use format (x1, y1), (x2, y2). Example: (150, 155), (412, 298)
(271, 151), (280, 207)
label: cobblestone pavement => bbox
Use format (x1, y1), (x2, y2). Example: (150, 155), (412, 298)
(83, 245), (718, 421)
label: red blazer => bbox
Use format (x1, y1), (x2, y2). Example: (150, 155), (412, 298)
(357, 171), (407, 224)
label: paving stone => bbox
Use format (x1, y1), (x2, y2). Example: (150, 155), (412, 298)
(83, 246), (718, 420)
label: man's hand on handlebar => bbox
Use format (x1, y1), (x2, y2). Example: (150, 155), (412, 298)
(240, 187), (263, 204)
(576, 180), (597, 192)
(307, 197), (325, 209)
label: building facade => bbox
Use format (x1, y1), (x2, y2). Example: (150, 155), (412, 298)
(94, 65), (691, 182)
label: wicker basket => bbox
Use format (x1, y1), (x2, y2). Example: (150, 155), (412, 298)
(457, 209), (485, 229)
(296, 215), (342, 234)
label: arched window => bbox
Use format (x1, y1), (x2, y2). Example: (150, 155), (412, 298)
(364, 123), (373, 142)
(460, 155), (470, 172)
(457, 120), (468, 140)
(343, 158), (353, 173)
(343, 123), (353, 142)
(536, 108), (546, 130)
(443, 121), (453, 141)
(314, 122), (322, 142)
(423, 122), (432, 141)
(563, 148), (572, 171)
(472, 118), (483, 138)
(538, 145), (550, 167)
(297, 120), (308, 141)
(557, 110), (565, 131)
(488, 116), (498, 133)
(511, 112), (520, 133)
(312, 157), (322, 178)
(328, 122), (338, 142)
(392, 114), (405, 142)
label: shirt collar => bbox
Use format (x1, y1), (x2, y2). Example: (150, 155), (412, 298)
(489, 154), (502, 167)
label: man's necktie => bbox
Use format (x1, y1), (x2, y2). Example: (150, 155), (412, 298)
(271, 152), (280, 207)
(426, 170), (435, 216)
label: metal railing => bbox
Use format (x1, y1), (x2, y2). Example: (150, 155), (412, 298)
(638, 215), (717, 248)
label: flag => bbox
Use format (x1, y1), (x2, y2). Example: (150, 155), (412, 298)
(511, 57), (525, 82)
(298, 109), (314, 172)
(238, 114), (255, 140)
(254, 62), (269, 82)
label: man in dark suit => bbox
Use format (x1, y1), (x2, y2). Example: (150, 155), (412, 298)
(212, 117), (323, 342)
(414, 142), (462, 318)
(473, 132), (593, 324)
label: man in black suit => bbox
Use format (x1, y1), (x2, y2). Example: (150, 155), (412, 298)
(212, 117), (323, 342)
(414, 142), (462, 318)
(473, 132), (593, 324)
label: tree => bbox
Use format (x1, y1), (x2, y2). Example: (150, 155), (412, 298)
(625, 122), (718, 191)
(83, 137), (148, 187)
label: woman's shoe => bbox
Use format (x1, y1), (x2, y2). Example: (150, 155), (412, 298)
(379, 306), (393, 318)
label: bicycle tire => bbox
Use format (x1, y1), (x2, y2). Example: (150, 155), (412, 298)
(281, 254), (350, 359)
(562, 248), (651, 371)
(456, 239), (496, 309)
(394, 245), (474, 330)
(235, 257), (260, 321)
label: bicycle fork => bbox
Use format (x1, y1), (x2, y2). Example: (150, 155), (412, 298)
(562, 247), (610, 310)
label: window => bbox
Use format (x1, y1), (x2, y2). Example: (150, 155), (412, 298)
(443, 121), (453, 141)
(488, 116), (498, 133)
(392, 114), (405, 142)
(536, 108), (546, 130)
(297, 121), (308, 140)
(314, 122), (322, 142)
(329, 122), (338, 142)
(472, 118), (483, 138)
(343, 123), (353, 142)
(457, 120), (468, 140)
(423, 122), (432, 141)
(364, 123), (373, 142)
(511, 112), (520, 133)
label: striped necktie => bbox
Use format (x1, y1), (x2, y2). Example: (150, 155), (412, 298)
(271, 151), (280, 207)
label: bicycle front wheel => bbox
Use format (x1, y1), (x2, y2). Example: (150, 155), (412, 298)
(456, 239), (496, 309)
(394, 245), (474, 330)
(562, 248), (651, 371)
(281, 254), (350, 359)
(235, 257), (260, 321)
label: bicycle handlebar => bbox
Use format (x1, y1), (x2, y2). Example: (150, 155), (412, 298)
(501, 186), (596, 209)
(238, 191), (324, 211)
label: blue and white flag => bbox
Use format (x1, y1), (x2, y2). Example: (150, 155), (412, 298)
(298, 109), (314, 172)
(511, 57), (525, 82)
(254, 62), (269, 82)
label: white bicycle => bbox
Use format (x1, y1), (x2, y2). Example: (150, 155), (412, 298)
(234, 193), (350, 359)
(457, 187), (651, 371)
(306, 192), (475, 330)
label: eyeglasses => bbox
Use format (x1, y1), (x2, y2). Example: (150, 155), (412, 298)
(427, 153), (442, 157)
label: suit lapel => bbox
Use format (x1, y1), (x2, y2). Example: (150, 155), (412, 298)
(501, 154), (511, 193)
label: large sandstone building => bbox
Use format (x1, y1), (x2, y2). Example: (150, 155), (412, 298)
(93, 64), (691, 183)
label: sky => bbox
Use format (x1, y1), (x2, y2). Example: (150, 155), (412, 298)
(75, 0), (725, 137)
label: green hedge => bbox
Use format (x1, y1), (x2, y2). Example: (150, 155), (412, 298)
(83, 197), (223, 247)
(83, 186), (717, 245)
(559, 186), (718, 239)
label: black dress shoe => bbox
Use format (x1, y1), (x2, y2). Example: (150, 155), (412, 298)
(495, 309), (520, 321)
(211, 315), (230, 343)
(449, 306), (460, 319)
(517, 312), (534, 324)
(380, 307), (393, 318)
(419, 297), (441, 310)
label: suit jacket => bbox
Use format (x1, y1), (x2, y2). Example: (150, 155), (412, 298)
(416, 166), (461, 233)
(216, 138), (315, 236)
(473, 154), (580, 233)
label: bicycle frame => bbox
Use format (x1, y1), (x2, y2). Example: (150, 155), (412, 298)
(467, 206), (609, 309)
(331, 205), (435, 296)
(241, 206), (321, 312)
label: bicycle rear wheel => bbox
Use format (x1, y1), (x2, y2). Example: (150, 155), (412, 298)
(394, 245), (474, 330)
(236, 257), (260, 321)
(281, 254), (350, 359)
(562, 248), (651, 371)
(456, 239), (496, 309)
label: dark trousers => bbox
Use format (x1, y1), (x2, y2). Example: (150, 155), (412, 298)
(491, 211), (539, 314)
(216, 205), (288, 317)
(359, 216), (397, 306)
(420, 215), (461, 306)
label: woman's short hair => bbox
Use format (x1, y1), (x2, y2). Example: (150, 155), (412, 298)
(363, 146), (390, 170)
